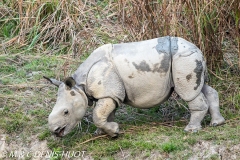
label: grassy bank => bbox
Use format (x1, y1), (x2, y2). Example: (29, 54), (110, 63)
(0, 51), (239, 159)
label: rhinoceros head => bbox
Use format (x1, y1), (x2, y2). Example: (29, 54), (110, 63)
(44, 76), (88, 137)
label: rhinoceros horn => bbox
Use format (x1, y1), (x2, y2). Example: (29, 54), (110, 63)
(43, 76), (62, 87)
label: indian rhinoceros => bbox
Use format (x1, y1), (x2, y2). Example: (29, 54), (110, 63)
(45, 36), (225, 137)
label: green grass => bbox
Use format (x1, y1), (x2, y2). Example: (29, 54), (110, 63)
(37, 122), (239, 159)
(161, 142), (178, 153)
(1, 19), (19, 38)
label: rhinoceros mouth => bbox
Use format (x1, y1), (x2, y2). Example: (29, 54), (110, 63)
(55, 126), (66, 137)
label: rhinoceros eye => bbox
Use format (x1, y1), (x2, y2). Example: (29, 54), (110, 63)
(64, 109), (69, 115)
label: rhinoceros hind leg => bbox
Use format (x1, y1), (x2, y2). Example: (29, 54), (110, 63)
(202, 84), (225, 126)
(93, 98), (119, 137)
(184, 92), (209, 132)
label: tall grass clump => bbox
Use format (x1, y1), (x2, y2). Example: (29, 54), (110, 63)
(0, 0), (123, 56)
(0, 0), (239, 70)
(118, 0), (239, 70)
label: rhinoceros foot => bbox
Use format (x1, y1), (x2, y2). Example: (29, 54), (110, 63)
(103, 122), (119, 138)
(210, 116), (225, 127)
(94, 124), (119, 138)
(184, 124), (201, 132)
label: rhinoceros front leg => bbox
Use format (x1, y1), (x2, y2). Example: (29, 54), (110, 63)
(94, 109), (116, 135)
(202, 84), (225, 126)
(93, 98), (119, 137)
(184, 92), (209, 132)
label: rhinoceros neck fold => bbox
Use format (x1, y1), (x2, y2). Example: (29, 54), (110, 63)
(72, 44), (113, 95)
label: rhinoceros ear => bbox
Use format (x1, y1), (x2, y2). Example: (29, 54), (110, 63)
(64, 77), (76, 89)
(43, 76), (62, 87)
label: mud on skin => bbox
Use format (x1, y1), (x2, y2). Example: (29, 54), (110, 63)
(194, 60), (203, 90)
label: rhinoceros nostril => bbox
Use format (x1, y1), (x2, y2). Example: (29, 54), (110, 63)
(54, 127), (61, 133)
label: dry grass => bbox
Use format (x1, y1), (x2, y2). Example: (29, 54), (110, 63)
(118, 0), (240, 70)
(0, 0), (123, 57)
(0, 0), (239, 70)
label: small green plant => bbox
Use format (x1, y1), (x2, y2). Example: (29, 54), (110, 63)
(50, 148), (62, 160)
(161, 142), (178, 153)
(186, 138), (198, 146)
(2, 20), (18, 38)
(38, 130), (52, 141)
(134, 141), (158, 150)
(210, 154), (219, 160)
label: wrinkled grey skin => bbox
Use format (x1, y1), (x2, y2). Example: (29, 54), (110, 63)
(46, 36), (225, 137)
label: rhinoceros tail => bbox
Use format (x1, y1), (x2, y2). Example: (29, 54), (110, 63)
(204, 69), (209, 83)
